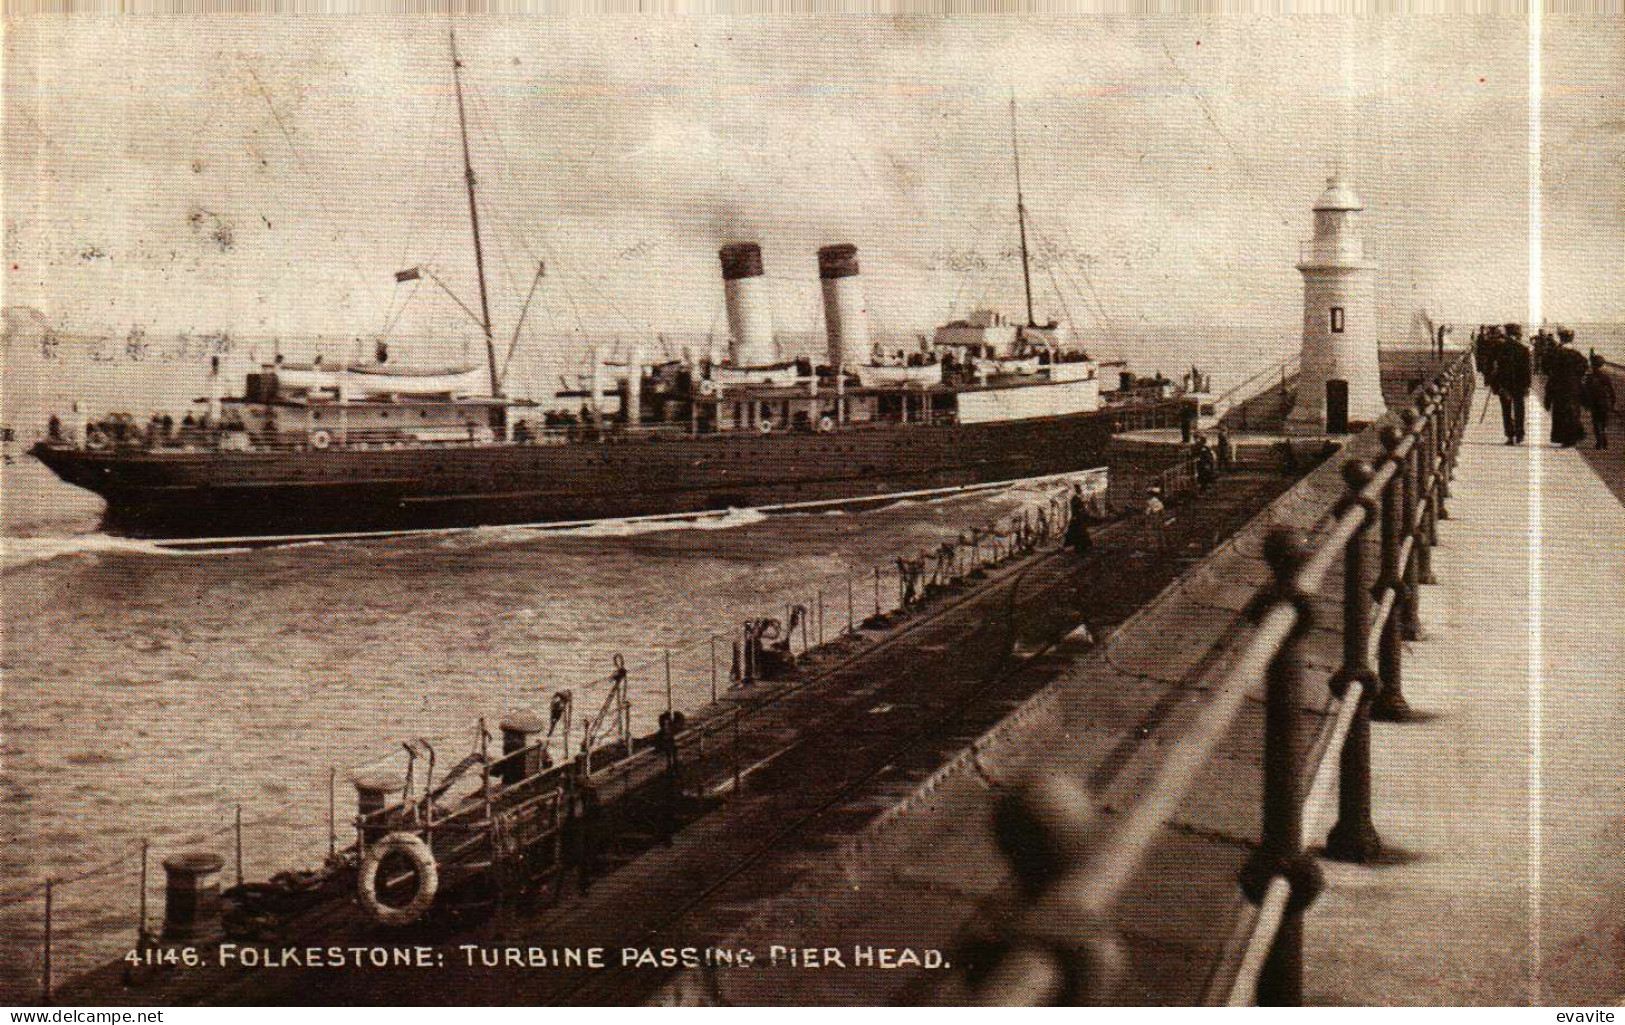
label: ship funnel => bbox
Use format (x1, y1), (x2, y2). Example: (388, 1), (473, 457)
(719, 243), (778, 368)
(818, 244), (872, 369)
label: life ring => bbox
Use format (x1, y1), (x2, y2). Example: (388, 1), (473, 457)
(758, 419), (774, 435)
(756, 619), (783, 642)
(697, 379), (718, 397)
(308, 429), (331, 450)
(84, 427), (111, 451)
(816, 415), (835, 433)
(357, 831), (438, 928)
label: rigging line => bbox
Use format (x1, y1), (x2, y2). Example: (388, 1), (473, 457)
(243, 65), (381, 311)
(1041, 231), (1109, 333)
(464, 84), (540, 308)
(462, 83), (620, 341)
(1044, 263), (1078, 337)
(381, 280), (426, 340)
(1158, 40), (1251, 176)
(1051, 218), (1135, 332)
(382, 80), (453, 344)
(1075, 262), (1118, 338)
(464, 86), (649, 338)
(501, 264), (547, 381)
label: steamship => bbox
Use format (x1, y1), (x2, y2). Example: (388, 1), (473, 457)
(30, 45), (1176, 540)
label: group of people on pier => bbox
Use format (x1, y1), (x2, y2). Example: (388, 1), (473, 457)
(1474, 323), (1615, 449)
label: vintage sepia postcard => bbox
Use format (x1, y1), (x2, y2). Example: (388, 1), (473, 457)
(3, 4), (1621, 1012)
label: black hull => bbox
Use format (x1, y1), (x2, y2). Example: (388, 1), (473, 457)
(32, 406), (1172, 539)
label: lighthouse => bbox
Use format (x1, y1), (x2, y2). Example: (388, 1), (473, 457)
(1286, 175), (1386, 434)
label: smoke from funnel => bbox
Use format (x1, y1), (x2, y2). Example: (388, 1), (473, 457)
(719, 243), (778, 367)
(818, 244), (872, 368)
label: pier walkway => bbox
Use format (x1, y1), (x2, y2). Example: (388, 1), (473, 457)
(1307, 389), (1625, 1006)
(652, 353), (1624, 1007)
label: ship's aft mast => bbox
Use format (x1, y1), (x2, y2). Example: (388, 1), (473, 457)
(450, 29), (501, 398)
(1009, 94), (1037, 330)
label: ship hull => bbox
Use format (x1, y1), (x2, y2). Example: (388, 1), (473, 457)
(31, 405), (1172, 539)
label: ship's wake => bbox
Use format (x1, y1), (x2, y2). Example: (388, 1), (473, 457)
(1, 532), (254, 571)
(437, 507), (772, 548)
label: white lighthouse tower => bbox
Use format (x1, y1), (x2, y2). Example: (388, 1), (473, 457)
(1286, 175), (1386, 434)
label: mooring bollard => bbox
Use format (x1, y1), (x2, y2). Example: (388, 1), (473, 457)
(1373, 425), (1414, 722)
(160, 851), (225, 945)
(1239, 529), (1323, 1006)
(1325, 460), (1383, 863)
(499, 710), (548, 786)
(352, 771), (404, 847)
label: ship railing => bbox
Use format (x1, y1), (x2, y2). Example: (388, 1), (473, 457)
(1106, 399), (1182, 435)
(57, 405), (1058, 456)
(3, 464), (1121, 1003)
(967, 349), (1476, 1006)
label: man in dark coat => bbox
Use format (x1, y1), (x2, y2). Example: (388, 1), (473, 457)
(1544, 330), (1587, 446)
(1583, 352), (1617, 450)
(1491, 326), (1530, 444)
(1065, 484), (1094, 556)
(1474, 325), (1497, 379)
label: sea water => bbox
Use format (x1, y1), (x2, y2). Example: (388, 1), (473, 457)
(0, 452), (1079, 997)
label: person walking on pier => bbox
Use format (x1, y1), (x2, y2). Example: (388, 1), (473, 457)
(1474, 325), (1498, 379)
(1066, 484), (1094, 556)
(1546, 329), (1588, 447)
(1143, 487), (1166, 554)
(1490, 325), (1530, 445)
(1583, 352), (1617, 450)
(1194, 436), (1217, 492)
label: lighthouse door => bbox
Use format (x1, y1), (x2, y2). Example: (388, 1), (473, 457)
(1325, 379), (1350, 434)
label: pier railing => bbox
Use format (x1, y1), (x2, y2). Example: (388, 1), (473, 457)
(970, 349), (1475, 1006)
(4, 461), (1147, 1003)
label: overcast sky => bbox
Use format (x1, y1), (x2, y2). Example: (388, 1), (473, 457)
(4, 14), (1621, 382)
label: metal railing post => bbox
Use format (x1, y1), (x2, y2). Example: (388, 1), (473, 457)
(1433, 381), (1455, 511)
(139, 839), (150, 940)
(1425, 391), (1444, 535)
(970, 777), (1125, 1005)
(1416, 411), (1440, 587)
(1397, 410), (1426, 642)
(1240, 528), (1323, 1006)
(1373, 425), (1414, 721)
(1326, 460), (1383, 862)
(664, 648), (673, 719)
(42, 878), (54, 1003)
(1326, 461), (1378, 864)
(709, 634), (719, 702)
(327, 769), (337, 860)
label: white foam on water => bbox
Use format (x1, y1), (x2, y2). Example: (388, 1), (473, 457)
(1, 532), (254, 571)
(563, 507), (768, 538)
(427, 507), (771, 548)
